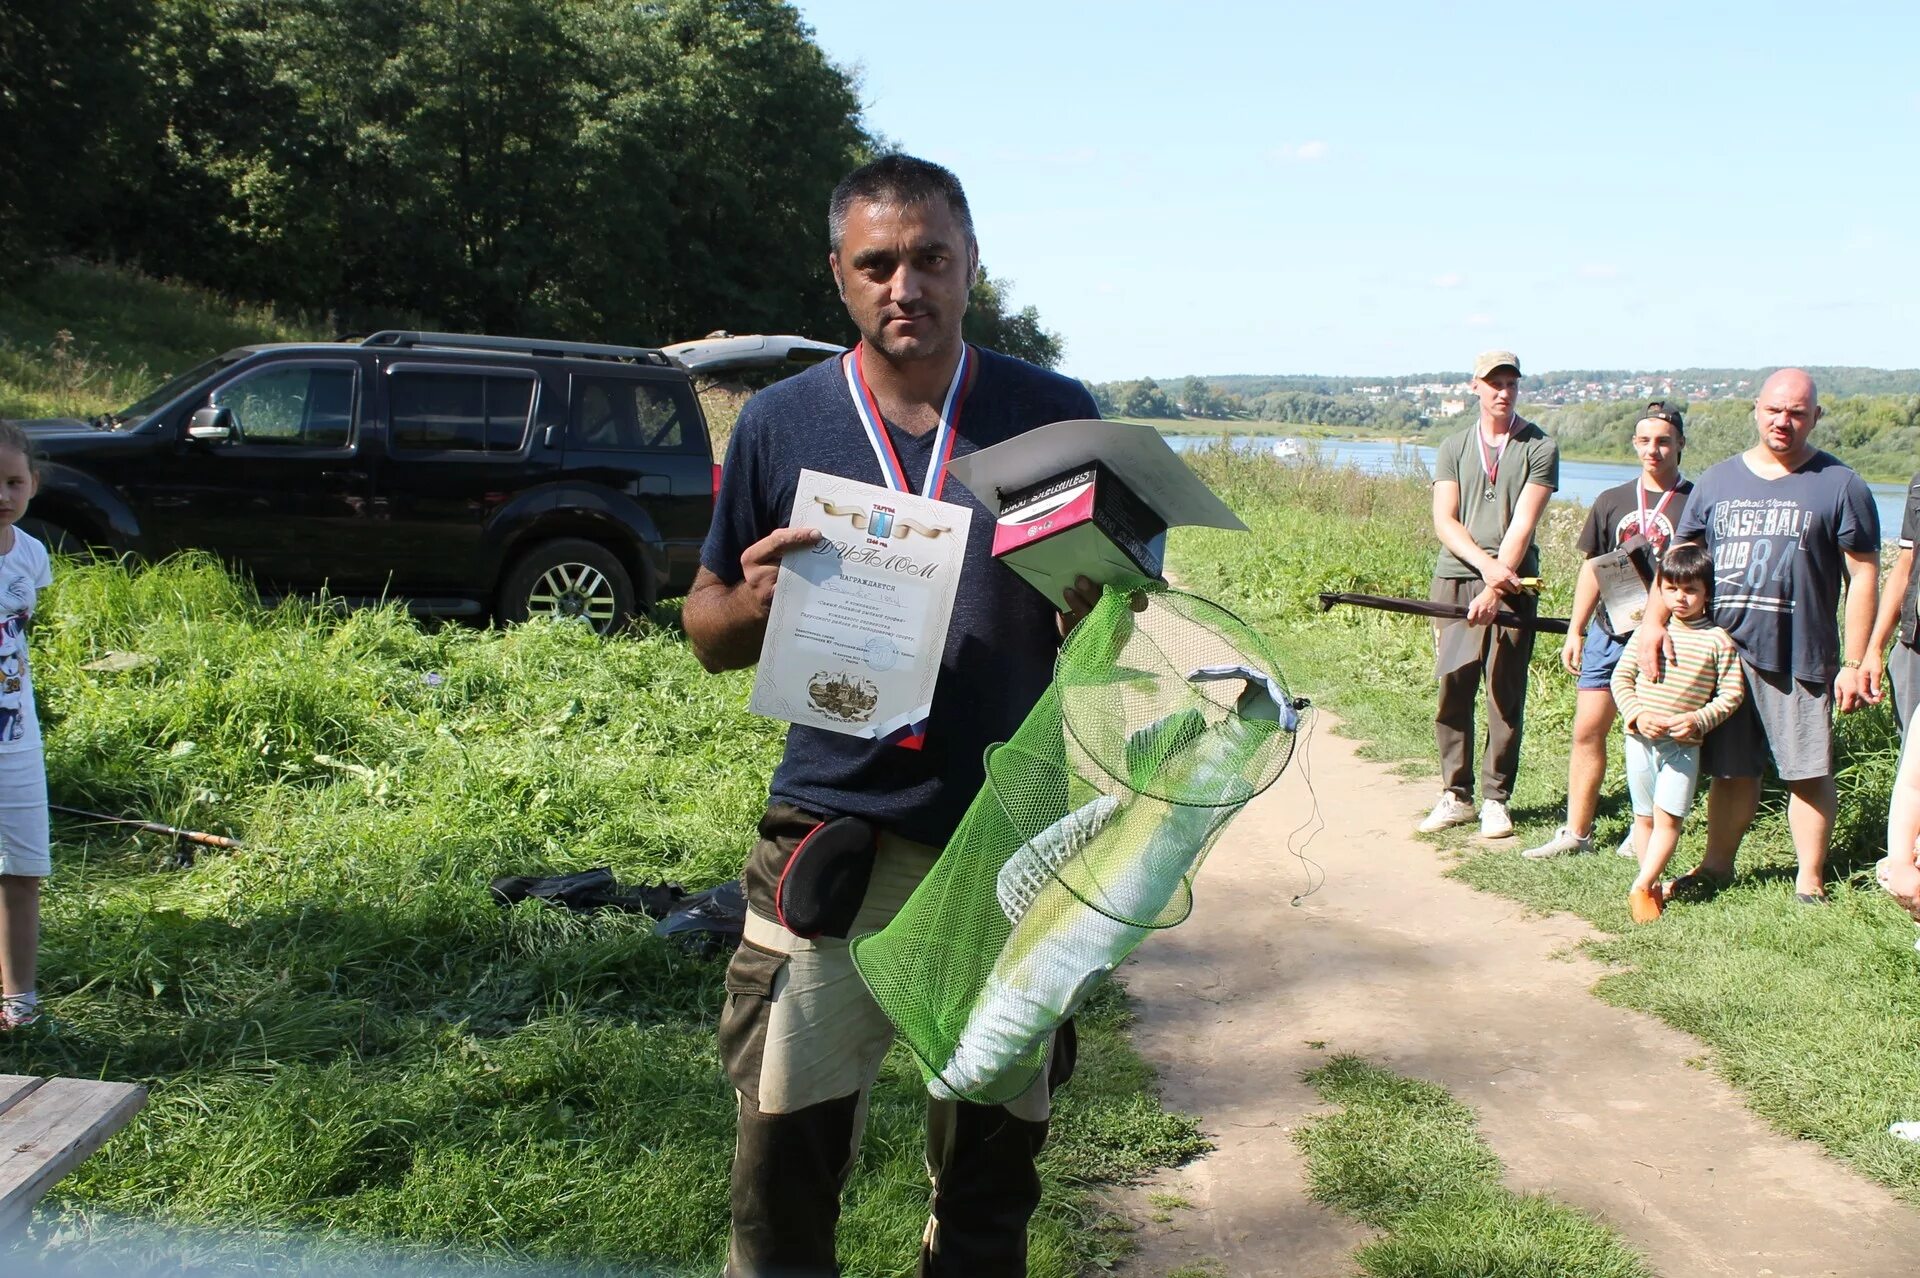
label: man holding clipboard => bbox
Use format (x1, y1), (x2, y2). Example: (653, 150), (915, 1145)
(683, 154), (1098, 1278)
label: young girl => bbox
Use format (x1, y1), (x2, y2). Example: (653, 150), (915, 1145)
(1609, 543), (1745, 923)
(0, 421), (53, 1030)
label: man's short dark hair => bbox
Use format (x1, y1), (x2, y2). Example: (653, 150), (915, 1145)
(1659, 542), (1714, 593)
(828, 153), (975, 252)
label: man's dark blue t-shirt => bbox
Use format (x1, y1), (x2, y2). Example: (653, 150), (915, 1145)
(701, 345), (1098, 847)
(1674, 449), (1880, 683)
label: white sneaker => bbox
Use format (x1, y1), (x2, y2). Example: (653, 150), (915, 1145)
(1891, 1122), (1920, 1143)
(1522, 824), (1592, 859)
(1418, 791), (1476, 833)
(1479, 800), (1514, 839)
(1617, 831), (1639, 858)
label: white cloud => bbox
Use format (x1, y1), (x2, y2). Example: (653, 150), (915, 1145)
(1431, 272), (1466, 289)
(1270, 140), (1329, 162)
(1464, 312), (1495, 328)
(1577, 263), (1619, 279)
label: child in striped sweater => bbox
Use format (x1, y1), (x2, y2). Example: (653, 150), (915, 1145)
(1611, 543), (1745, 923)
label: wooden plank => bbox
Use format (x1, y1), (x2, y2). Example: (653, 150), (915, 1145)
(0, 1076), (46, 1117)
(0, 1078), (146, 1233)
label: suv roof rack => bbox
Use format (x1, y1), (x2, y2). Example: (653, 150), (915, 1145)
(359, 330), (671, 366)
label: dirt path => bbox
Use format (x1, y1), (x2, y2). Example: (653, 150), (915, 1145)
(1111, 711), (1920, 1278)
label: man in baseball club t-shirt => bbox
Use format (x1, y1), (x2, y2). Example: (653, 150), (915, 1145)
(1637, 369), (1880, 903)
(1524, 402), (1691, 860)
(1865, 470), (1920, 738)
(1418, 349), (1559, 840)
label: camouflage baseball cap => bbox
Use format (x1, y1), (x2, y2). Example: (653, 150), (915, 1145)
(1472, 349), (1521, 379)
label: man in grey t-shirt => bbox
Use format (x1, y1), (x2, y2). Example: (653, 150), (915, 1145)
(1637, 368), (1880, 903)
(1420, 350), (1559, 839)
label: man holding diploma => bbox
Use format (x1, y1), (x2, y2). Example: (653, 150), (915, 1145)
(684, 154), (1098, 1277)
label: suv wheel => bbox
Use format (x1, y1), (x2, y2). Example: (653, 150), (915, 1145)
(17, 517), (79, 556)
(499, 538), (634, 634)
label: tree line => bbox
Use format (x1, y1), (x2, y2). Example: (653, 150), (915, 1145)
(1088, 376), (1424, 430)
(0, 0), (1061, 364)
(1532, 396), (1920, 483)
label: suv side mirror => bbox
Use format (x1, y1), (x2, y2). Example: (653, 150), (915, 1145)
(187, 406), (236, 442)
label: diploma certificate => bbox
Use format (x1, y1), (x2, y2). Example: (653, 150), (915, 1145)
(749, 469), (972, 739)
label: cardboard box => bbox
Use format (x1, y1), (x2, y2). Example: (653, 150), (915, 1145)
(946, 419), (1247, 609)
(992, 462), (1168, 604)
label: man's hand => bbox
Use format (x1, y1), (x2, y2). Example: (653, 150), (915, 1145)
(1560, 631), (1583, 676)
(739, 526), (821, 616)
(1481, 561), (1524, 596)
(1636, 620), (1672, 683)
(1836, 666), (1869, 714)
(1057, 575), (1153, 639)
(1877, 850), (1920, 923)
(1666, 712), (1703, 744)
(1858, 653), (1886, 707)
(1464, 586), (1502, 626)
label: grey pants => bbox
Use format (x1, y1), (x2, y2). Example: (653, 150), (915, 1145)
(1893, 641), (1920, 741)
(1432, 576), (1537, 804)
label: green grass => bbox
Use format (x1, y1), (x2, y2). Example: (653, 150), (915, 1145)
(0, 260), (331, 421)
(6, 556), (1202, 1274)
(1168, 445), (1920, 1204)
(1295, 1056), (1653, 1277)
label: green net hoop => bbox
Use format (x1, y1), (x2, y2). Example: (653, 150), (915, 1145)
(851, 584), (1299, 1105)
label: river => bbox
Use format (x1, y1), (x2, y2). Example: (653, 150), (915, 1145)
(1164, 434), (1910, 536)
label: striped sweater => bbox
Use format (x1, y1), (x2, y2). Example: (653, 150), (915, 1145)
(1611, 617), (1745, 736)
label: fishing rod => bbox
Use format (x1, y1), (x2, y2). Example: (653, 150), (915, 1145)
(50, 803), (250, 851)
(1318, 592), (1571, 635)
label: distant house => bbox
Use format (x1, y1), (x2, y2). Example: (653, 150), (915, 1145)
(1437, 398), (1468, 417)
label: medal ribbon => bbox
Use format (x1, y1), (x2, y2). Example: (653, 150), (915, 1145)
(1476, 418), (1512, 493)
(842, 342), (971, 501)
(839, 342), (973, 750)
(1636, 480), (1680, 546)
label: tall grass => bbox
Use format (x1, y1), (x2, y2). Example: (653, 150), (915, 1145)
(10, 556), (1201, 1273)
(1172, 446), (1920, 1202)
(0, 261), (331, 421)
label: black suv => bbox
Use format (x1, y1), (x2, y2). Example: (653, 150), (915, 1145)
(18, 331), (837, 631)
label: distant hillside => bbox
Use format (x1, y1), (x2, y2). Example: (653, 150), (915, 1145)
(1165, 367), (1920, 399)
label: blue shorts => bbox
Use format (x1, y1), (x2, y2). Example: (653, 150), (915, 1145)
(1624, 734), (1701, 819)
(1578, 622), (1626, 692)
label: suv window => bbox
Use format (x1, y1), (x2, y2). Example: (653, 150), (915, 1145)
(569, 375), (691, 451)
(210, 364), (357, 448)
(389, 368), (536, 454)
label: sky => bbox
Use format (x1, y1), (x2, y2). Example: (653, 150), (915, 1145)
(791, 0), (1920, 383)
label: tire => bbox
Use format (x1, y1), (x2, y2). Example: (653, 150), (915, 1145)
(498, 538), (635, 634)
(16, 517), (79, 556)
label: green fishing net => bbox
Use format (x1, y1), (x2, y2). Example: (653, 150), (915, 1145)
(851, 584), (1300, 1105)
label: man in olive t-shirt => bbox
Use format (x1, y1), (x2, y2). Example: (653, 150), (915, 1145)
(1420, 350), (1560, 838)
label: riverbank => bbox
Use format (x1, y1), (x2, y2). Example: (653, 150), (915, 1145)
(1144, 418), (1919, 487)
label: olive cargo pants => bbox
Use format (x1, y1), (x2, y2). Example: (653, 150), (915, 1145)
(1431, 576), (1538, 805)
(719, 802), (1074, 1278)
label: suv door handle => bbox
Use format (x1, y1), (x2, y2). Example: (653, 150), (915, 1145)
(320, 470), (368, 482)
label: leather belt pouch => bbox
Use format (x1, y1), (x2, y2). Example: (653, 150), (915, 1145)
(774, 815), (878, 939)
